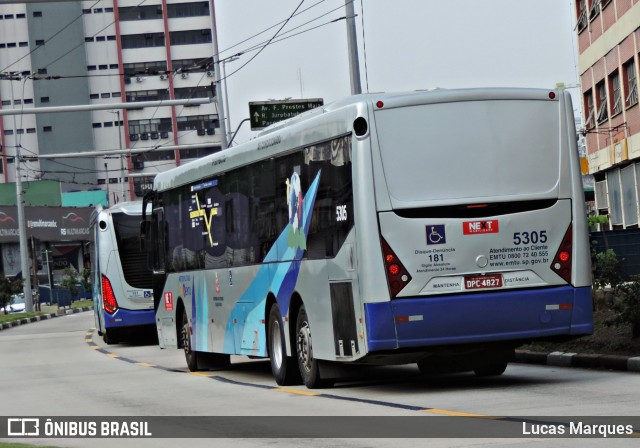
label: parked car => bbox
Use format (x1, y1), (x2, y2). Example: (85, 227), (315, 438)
(1, 294), (26, 313)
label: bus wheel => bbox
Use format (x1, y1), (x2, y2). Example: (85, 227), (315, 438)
(181, 307), (198, 372)
(473, 350), (512, 377)
(296, 305), (334, 389)
(268, 304), (301, 386)
(103, 329), (119, 345)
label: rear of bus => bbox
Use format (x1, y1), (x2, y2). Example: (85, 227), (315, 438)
(363, 89), (592, 370)
(94, 203), (155, 344)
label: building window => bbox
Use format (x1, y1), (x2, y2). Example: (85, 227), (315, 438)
(16, 129), (24, 134)
(123, 60), (167, 76)
(126, 89), (167, 102)
(94, 8), (103, 13)
(24, 98), (33, 104)
(36, 39), (44, 46)
(588, 0), (600, 20)
(82, 8), (91, 14)
(85, 37), (94, 42)
(98, 64), (108, 70)
(19, 41), (28, 47)
(174, 86), (213, 100)
(104, 122), (113, 127)
(4, 130), (13, 135)
(118, 5), (163, 21)
(87, 65), (96, 71)
(609, 70), (622, 116)
(16, 13), (25, 19)
(37, 68), (47, 74)
(109, 64), (119, 69)
(26, 128), (35, 133)
(43, 126), (52, 132)
(95, 36), (106, 42)
(624, 59), (638, 108)
(112, 91), (121, 97)
(121, 33), (165, 49)
(41, 97), (50, 103)
(170, 29), (211, 46)
(180, 145), (220, 160)
(577, 0), (588, 33)
(596, 80), (608, 123)
(93, 123), (102, 128)
(6, 43), (16, 48)
(1, 100), (10, 106)
(105, 7), (114, 13)
(176, 114), (219, 132)
(601, 0), (612, 8)
(33, 11), (42, 17)
(167, 2), (209, 18)
(107, 35), (116, 41)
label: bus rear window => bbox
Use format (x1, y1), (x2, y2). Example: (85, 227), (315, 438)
(374, 99), (561, 204)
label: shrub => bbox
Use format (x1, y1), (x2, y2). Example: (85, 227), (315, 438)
(607, 278), (640, 338)
(593, 249), (622, 291)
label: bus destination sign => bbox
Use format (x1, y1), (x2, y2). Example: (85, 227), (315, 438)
(249, 98), (324, 130)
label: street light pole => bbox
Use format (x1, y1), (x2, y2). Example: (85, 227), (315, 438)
(221, 56), (239, 145)
(4, 73), (35, 312)
(109, 110), (125, 202)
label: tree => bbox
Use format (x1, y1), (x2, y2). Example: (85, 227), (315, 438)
(80, 267), (92, 298)
(60, 268), (79, 302)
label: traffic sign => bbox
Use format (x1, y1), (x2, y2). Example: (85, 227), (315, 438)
(248, 98), (324, 130)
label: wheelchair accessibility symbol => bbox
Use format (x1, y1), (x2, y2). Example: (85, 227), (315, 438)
(426, 225), (446, 245)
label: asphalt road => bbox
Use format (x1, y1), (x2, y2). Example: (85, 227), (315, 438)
(1, 311), (639, 447)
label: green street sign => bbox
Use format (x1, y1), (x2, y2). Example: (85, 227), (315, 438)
(248, 98), (324, 130)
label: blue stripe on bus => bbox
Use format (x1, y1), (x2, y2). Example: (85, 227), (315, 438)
(364, 286), (593, 352)
(220, 171), (322, 356)
(104, 308), (155, 328)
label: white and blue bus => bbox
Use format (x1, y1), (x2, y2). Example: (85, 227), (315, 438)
(143, 88), (593, 388)
(92, 202), (154, 344)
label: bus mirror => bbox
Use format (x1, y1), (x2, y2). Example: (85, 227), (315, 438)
(140, 220), (151, 251)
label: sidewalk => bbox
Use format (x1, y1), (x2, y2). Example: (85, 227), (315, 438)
(0, 306), (92, 331)
(514, 349), (640, 372)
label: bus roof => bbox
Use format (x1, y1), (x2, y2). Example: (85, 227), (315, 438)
(152, 87), (564, 193)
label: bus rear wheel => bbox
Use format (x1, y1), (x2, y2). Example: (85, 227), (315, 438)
(102, 329), (119, 345)
(268, 304), (301, 386)
(296, 305), (334, 389)
(181, 307), (198, 371)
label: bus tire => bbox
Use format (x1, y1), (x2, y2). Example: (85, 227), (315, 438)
(181, 307), (198, 372)
(295, 305), (334, 389)
(473, 350), (512, 377)
(268, 304), (301, 386)
(103, 329), (119, 345)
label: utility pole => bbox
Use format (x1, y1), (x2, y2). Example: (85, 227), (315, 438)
(210, 0), (228, 149)
(345, 0), (362, 95)
(2, 73), (34, 312)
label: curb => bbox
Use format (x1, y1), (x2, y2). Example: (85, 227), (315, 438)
(515, 349), (640, 373)
(0, 307), (92, 332)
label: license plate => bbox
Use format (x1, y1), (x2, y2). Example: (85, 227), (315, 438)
(464, 274), (503, 290)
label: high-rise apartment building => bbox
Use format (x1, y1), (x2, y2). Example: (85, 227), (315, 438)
(0, 1), (222, 204)
(576, 0), (640, 229)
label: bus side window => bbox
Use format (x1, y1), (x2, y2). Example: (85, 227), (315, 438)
(152, 208), (166, 272)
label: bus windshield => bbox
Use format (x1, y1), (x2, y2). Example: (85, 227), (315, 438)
(113, 213), (152, 289)
(374, 99), (561, 204)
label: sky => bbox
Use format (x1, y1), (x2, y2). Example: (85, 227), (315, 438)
(214, 0), (581, 145)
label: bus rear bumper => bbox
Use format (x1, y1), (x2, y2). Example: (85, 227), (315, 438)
(364, 286), (593, 352)
(104, 308), (156, 329)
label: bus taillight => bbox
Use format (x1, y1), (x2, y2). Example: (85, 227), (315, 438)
(551, 224), (573, 283)
(380, 237), (412, 298)
(102, 274), (118, 314)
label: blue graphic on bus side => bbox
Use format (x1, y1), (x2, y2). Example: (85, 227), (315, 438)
(427, 225), (446, 245)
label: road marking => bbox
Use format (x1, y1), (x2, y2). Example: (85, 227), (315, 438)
(423, 409), (497, 419)
(276, 388), (319, 396)
(107, 354), (120, 359)
(189, 371), (216, 378)
(136, 362), (157, 367)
